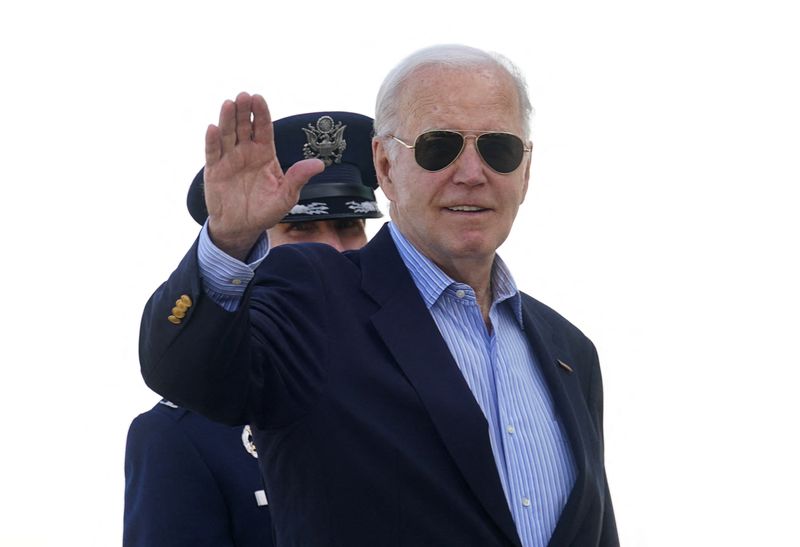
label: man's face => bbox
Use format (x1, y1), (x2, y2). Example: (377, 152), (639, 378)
(268, 218), (367, 251)
(374, 66), (530, 273)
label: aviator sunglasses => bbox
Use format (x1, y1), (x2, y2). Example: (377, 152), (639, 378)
(389, 130), (531, 174)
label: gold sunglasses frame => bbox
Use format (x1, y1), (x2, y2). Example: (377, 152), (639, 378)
(388, 130), (531, 174)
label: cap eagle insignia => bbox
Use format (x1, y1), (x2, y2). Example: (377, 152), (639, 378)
(302, 115), (347, 166)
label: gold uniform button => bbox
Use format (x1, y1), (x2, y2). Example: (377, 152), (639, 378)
(167, 315), (181, 325)
(179, 294), (193, 307)
(171, 307), (186, 319)
(174, 301), (188, 313)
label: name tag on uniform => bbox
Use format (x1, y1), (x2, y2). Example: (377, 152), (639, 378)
(254, 489), (268, 507)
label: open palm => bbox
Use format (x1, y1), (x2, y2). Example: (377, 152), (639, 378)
(203, 92), (324, 260)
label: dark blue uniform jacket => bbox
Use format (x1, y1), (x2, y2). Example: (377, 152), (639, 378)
(124, 401), (273, 546)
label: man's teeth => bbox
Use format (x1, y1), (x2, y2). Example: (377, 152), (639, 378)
(448, 206), (484, 212)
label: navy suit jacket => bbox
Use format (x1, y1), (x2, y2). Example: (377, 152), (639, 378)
(140, 224), (618, 547)
(123, 401), (273, 546)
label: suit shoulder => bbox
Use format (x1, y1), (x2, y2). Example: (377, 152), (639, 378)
(268, 241), (346, 260)
(129, 400), (190, 428)
(126, 401), (197, 448)
(268, 241), (358, 268)
(126, 403), (238, 458)
(260, 241), (362, 283)
(129, 401), (239, 433)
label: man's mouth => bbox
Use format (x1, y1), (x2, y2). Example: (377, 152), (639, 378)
(445, 205), (488, 212)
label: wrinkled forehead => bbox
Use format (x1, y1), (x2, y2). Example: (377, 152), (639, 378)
(396, 65), (523, 134)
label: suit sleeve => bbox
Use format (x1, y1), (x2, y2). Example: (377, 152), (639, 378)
(138, 240), (332, 427)
(123, 412), (234, 547)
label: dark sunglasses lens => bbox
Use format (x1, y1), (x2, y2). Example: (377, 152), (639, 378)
(415, 131), (464, 171)
(477, 133), (525, 173)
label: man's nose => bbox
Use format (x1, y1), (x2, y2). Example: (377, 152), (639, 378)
(451, 136), (487, 185)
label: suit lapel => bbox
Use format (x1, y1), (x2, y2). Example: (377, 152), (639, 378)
(520, 300), (592, 547)
(360, 225), (522, 547)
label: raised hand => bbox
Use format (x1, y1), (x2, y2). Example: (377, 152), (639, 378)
(203, 92), (325, 260)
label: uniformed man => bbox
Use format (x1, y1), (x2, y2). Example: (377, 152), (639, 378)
(123, 111), (381, 547)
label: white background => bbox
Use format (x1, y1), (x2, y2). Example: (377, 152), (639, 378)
(1, 0), (798, 545)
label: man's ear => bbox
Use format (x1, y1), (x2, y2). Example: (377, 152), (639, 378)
(520, 142), (532, 203)
(373, 137), (395, 202)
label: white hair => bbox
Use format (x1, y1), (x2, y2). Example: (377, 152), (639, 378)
(374, 44), (533, 141)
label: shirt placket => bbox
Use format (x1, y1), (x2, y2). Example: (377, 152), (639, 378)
(490, 306), (537, 539)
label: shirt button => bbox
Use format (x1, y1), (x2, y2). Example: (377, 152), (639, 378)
(231, 278), (243, 285)
(522, 497), (531, 507)
(455, 289), (466, 298)
(506, 425), (515, 434)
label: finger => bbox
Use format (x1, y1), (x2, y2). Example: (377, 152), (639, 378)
(235, 92), (253, 145)
(284, 158), (325, 192)
(218, 99), (237, 154)
(205, 124), (222, 166)
(251, 94), (273, 146)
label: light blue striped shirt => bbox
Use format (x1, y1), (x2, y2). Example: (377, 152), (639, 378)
(388, 223), (576, 547)
(197, 222), (576, 546)
(197, 222), (268, 311)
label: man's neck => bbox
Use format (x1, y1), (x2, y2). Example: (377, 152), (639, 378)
(438, 258), (494, 326)
(391, 223), (496, 324)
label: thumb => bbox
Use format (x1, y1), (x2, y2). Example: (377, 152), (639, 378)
(284, 158), (326, 191)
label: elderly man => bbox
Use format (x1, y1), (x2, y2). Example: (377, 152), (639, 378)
(140, 44), (618, 547)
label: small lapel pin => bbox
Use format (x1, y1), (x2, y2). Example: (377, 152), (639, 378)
(556, 359), (574, 374)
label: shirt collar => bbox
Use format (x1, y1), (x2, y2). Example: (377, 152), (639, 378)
(388, 222), (523, 326)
